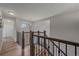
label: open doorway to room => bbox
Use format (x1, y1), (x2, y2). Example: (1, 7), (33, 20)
(0, 19), (17, 55)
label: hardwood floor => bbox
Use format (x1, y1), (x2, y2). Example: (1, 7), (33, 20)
(0, 45), (30, 56)
(0, 38), (30, 56)
(0, 44), (30, 56)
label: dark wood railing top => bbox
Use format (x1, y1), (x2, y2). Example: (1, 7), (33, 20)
(33, 35), (79, 47)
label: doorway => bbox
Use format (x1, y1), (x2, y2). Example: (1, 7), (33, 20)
(1, 19), (16, 53)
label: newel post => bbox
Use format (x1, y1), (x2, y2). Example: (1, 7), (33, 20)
(44, 31), (46, 36)
(30, 31), (34, 56)
(38, 31), (40, 44)
(44, 30), (47, 55)
(22, 31), (25, 56)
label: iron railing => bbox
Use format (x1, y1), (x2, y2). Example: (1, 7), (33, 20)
(21, 31), (79, 56)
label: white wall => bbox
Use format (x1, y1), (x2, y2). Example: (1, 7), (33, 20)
(33, 20), (50, 36)
(50, 10), (79, 56)
(50, 10), (79, 42)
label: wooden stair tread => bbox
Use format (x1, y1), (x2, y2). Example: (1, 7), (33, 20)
(36, 49), (48, 56)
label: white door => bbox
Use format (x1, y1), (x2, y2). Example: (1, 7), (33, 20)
(2, 19), (15, 50)
(3, 19), (15, 41)
(6, 20), (14, 38)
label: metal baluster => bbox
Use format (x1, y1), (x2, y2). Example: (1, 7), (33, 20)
(39, 38), (41, 56)
(65, 43), (67, 56)
(38, 31), (40, 56)
(36, 44), (37, 55)
(41, 38), (42, 55)
(61, 52), (62, 56)
(48, 39), (50, 56)
(75, 45), (77, 56)
(58, 42), (60, 56)
(35, 36), (37, 56)
(43, 38), (44, 56)
(53, 41), (54, 56)
(56, 46), (57, 56)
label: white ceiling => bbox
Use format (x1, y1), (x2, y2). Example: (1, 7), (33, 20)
(0, 3), (79, 21)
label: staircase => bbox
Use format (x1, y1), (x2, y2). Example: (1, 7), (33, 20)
(34, 44), (48, 56)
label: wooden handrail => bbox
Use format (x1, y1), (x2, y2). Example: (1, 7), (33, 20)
(33, 35), (79, 47)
